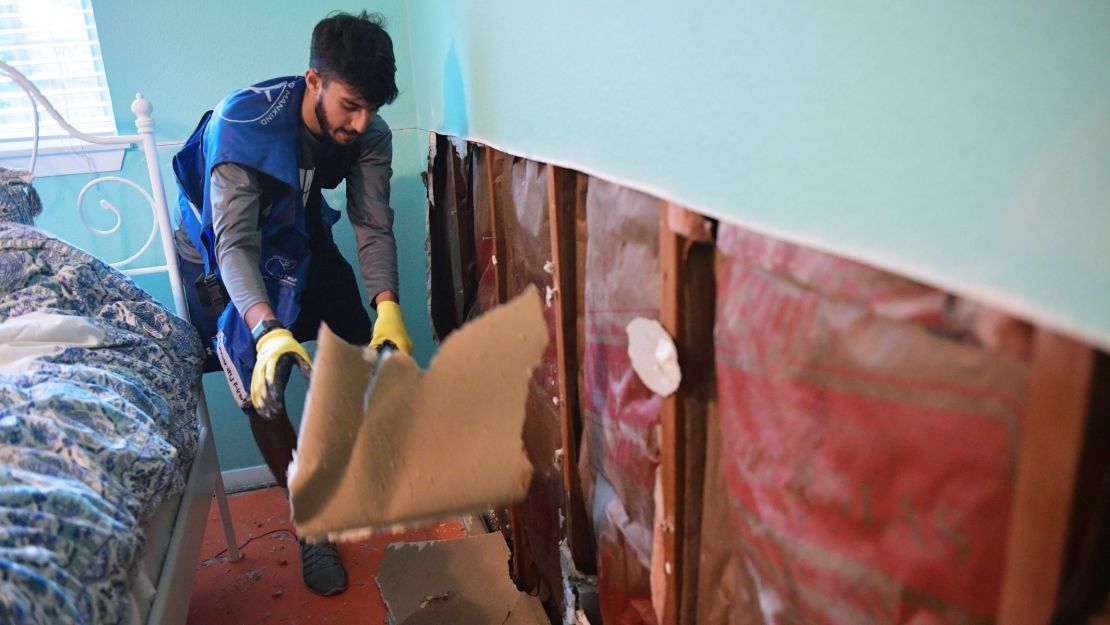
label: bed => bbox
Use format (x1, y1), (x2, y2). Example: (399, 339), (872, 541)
(0, 60), (240, 625)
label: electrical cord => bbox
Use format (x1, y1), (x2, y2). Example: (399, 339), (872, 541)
(206, 527), (299, 561)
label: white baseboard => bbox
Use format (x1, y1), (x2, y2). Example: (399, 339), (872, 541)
(221, 464), (277, 494)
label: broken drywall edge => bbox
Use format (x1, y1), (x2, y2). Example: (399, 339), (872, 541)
(626, 317), (681, 396)
(448, 134), (469, 160)
(377, 533), (545, 625)
(395, 591), (547, 625)
(420, 131), (1110, 353)
(561, 539), (599, 625)
(301, 505), (527, 544)
(288, 285), (548, 540)
(504, 593), (549, 625)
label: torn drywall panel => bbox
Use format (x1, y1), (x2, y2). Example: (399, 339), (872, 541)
(427, 133), (478, 341)
(377, 533), (547, 625)
(448, 135), (470, 160)
(561, 539), (601, 625)
(504, 593), (550, 625)
(288, 286), (548, 541)
(626, 317), (681, 397)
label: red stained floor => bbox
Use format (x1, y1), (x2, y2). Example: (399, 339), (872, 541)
(186, 486), (469, 625)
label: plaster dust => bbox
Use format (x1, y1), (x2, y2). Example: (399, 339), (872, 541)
(376, 532), (547, 625)
(288, 285), (547, 542)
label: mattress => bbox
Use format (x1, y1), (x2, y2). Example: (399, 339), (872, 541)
(127, 492), (182, 625)
(0, 222), (204, 625)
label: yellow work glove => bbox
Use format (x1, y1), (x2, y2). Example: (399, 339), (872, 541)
(369, 301), (413, 354)
(250, 327), (312, 419)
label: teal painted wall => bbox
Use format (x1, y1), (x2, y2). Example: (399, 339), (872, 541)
(22, 2), (1110, 469)
(32, 0), (430, 471)
(405, 1), (1110, 350)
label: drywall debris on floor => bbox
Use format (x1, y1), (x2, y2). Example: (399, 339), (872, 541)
(376, 532), (548, 625)
(288, 286), (549, 542)
(561, 539), (600, 625)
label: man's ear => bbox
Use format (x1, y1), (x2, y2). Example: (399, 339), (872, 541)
(305, 68), (322, 94)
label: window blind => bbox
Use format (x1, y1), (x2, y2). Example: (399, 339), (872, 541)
(0, 0), (116, 144)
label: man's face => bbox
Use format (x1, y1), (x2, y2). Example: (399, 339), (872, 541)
(312, 74), (378, 145)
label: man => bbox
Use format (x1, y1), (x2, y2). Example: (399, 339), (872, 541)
(172, 11), (411, 596)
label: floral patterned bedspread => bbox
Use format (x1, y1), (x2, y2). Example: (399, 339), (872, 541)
(0, 223), (203, 625)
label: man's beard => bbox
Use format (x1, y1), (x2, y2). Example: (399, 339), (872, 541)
(315, 91), (357, 145)
(314, 94), (338, 144)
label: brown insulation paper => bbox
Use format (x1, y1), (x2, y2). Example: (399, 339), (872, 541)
(288, 285), (548, 541)
(491, 155), (568, 606)
(580, 177), (662, 625)
(472, 147), (497, 314)
(702, 222), (1029, 624)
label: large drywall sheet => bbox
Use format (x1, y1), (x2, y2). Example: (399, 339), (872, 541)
(290, 287), (546, 539)
(405, 0), (1110, 350)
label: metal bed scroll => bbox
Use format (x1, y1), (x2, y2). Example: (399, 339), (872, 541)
(0, 59), (241, 625)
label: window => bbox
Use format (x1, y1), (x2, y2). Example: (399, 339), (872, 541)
(0, 0), (122, 175)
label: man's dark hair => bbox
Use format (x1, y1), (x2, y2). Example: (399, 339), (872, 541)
(310, 11), (398, 107)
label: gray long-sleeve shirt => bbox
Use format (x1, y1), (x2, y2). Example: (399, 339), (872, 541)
(177, 115), (397, 316)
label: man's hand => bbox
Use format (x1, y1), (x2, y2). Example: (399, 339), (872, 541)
(251, 328), (312, 419)
(369, 301), (413, 354)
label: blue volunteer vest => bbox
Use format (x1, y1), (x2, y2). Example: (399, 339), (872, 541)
(173, 76), (352, 406)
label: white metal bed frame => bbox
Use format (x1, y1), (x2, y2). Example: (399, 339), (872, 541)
(0, 60), (242, 625)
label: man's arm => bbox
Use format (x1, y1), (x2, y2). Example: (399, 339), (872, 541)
(209, 163), (275, 329)
(243, 298), (277, 329)
(348, 118), (412, 354)
(211, 161), (309, 417)
(347, 118), (399, 309)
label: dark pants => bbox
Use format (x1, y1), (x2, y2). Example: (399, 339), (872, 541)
(176, 240), (372, 369)
(289, 241), (372, 347)
(177, 234), (372, 488)
(251, 241), (371, 488)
